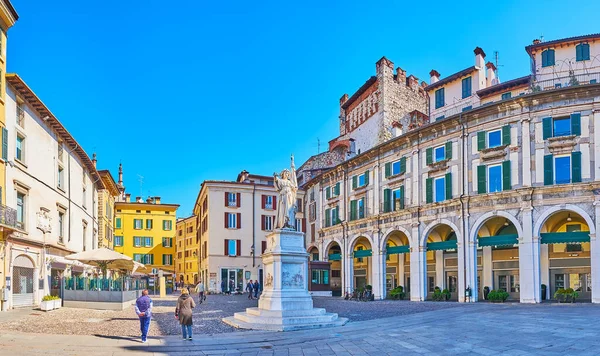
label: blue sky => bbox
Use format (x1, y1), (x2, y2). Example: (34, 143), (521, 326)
(7, 0), (600, 216)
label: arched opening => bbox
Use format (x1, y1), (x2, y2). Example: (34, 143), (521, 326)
(383, 231), (410, 298)
(540, 210), (591, 301)
(326, 241), (342, 296)
(308, 246), (319, 261)
(352, 236), (372, 290)
(308, 245), (329, 295)
(12, 255), (35, 308)
(425, 224), (458, 300)
(476, 217), (520, 301)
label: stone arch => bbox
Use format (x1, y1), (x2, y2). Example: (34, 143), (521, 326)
(421, 219), (462, 248)
(380, 226), (412, 251)
(13, 254), (35, 268)
(323, 237), (343, 255)
(347, 232), (374, 255)
(469, 211), (524, 244)
(533, 204), (596, 237)
(306, 243), (319, 254)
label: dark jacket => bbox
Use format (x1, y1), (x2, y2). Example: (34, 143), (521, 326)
(175, 294), (196, 326)
(253, 281), (259, 291)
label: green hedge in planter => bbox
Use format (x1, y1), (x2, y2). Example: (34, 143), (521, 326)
(554, 288), (579, 303)
(389, 286), (405, 300)
(487, 290), (509, 302)
(42, 295), (60, 302)
(432, 287), (451, 301)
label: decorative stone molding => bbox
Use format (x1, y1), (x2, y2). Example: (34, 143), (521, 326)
(427, 159), (448, 174)
(547, 135), (577, 155)
(480, 145), (508, 161)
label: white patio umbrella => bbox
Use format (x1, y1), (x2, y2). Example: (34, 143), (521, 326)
(65, 248), (144, 275)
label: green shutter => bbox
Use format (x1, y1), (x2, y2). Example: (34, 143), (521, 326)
(477, 165), (487, 194)
(385, 162), (391, 178)
(400, 157), (406, 174)
(334, 182), (340, 196)
(350, 200), (357, 221)
(572, 151), (582, 183)
(426, 147), (433, 165)
(364, 170), (370, 186)
(543, 117), (552, 139)
(426, 178), (433, 204)
(502, 160), (512, 191)
(383, 189), (391, 213)
(445, 173), (452, 200)
(1, 127), (7, 161)
(352, 176), (358, 190)
(325, 187), (331, 199)
(399, 186), (405, 209)
(502, 125), (511, 146)
(571, 113), (581, 136)
(544, 154), (554, 185)
(325, 208), (331, 227)
(445, 141), (452, 160)
(162, 254), (166, 265)
(477, 131), (486, 151)
(335, 206), (339, 223)
(576, 44), (582, 61)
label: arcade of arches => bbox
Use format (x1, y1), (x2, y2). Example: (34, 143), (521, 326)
(309, 208), (599, 303)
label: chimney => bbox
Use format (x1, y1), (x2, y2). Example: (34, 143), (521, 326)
(533, 39), (541, 45)
(396, 67), (406, 83)
(474, 47), (486, 68)
(485, 62), (497, 87)
(125, 193), (131, 203)
(146, 197), (152, 204)
(136, 196), (142, 203)
(429, 70), (440, 84)
(154, 196), (161, 204)
(92, 153), (97, 168)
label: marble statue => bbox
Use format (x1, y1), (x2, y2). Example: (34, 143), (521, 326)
(273, 155), (298, 229)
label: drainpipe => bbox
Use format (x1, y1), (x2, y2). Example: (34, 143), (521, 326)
(458, 114), (470, 302)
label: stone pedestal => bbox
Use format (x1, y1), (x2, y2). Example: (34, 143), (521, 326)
(223, 229), (347, 331)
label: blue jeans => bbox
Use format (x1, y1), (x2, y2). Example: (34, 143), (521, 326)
(182, 324), (192, 339)
(139, 316), (151, 341)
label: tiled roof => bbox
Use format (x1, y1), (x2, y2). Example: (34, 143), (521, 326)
(525, 33), (600, 54)
(425, 66), (477, 91)
(476, 75), (531, 98)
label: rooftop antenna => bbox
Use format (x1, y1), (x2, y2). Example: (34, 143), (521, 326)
(317, 138), (321, 154)
(540, 34), (544, 42)
(494, 51), (504, 78)
(137, 174), (144, 198)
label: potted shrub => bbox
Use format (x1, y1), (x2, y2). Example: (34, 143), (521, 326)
(554, 288), (566, 303)
(53, 296), (62, 309)
(483, 286), (490, 300)
(389, 286), (405, 300)
(432, 286), (442, 301)
(563, 288), (579, 303)
(442, 289), (451, 301)
(40, 295), (59, 311)
(487, 290), (509, 303)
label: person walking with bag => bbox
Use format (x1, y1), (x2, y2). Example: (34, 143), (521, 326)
(253, 280), (260, 299)
(135, 289), (153, 343)
(175, 288), (196, 341)
(194, 281), (205, 304)
(246, 280), (254, 299)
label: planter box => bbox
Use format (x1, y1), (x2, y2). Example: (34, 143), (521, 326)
(53, 299), (62, 309)
(40, 300), (54, 311)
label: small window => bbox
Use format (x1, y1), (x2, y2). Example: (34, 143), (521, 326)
(553, 117), (571, 137)
(554, 156), (571, 184)
(487, 130), (502, 148)
(434, 177), (446, 203)
(227, 192), (237, 207)
(358, 198), (365, 219)
(134, 219), (143, 230)
(228, 239), (237, 256)
(264, 195), (274, 209)
(576, 43), (590, 62)
(16, 134), (25, 162)
(541, 49), (555, 67)
(391, 161), (402, 175)
(115, 218), (122, 229)
(488, 165), (502, 193)
(134, 236), (142, 247)
(461, 77), (472, 99)
(392, 188), (403, 211)
(435, 88), (445, 109)
(358, 174), (366, 187)
(501, 92), (512, 100)
(436, 115), (445, 121)
(434, 146), (445, 162)
(16, 104), (24, 127)
(227, 213), (237, 229)
(57, 166), (65, 189)
(144, 237), (153, 247)
(114, 236), (123, 247)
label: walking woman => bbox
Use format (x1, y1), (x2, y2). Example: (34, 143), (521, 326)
(175, 288), (196, 340)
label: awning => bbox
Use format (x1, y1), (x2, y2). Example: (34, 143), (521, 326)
(427, 240), (457, 251)
(478, 234), (519, 247)
(50, 262), (67, 270)
(541, 231), (590, 244)
(387, 245), (410, 254)
(353, 249), (372, 258)
(328, 253), (341, 261)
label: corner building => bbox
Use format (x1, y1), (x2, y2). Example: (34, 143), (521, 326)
(175, 215), (198, 285)
(301, 33), (600, 303)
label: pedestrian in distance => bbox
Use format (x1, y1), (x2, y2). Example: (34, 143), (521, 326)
(229, 279), (235, 295)
(246, 280), (254, 299)
(195, 281), (206, 304)
(221, 280), (226, 294)
(253, 280), (260, 299)
(175, 288), (196, 341)
(135, 289), (153, 343)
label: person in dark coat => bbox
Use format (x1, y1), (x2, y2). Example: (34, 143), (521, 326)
(221, 280), (226, 294)
(246, 280), (254, 299)
(175, 288), (196, 340)
(253, 280), (260, 299)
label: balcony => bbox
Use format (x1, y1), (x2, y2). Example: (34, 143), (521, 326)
(531, 72), (600, 92)
(0, 204), (18, 230)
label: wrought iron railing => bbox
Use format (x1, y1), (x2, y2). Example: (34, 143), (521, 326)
(530, 72), (600, 92)
(0, 204), (17, 229)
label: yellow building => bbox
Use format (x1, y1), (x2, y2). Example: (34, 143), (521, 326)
(0, 0), (18, 311)
(96, 166), (120, 249)
(113, 195), (179, 272)
(175, 215), (199, 285)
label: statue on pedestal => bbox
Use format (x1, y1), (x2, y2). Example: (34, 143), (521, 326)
(273, 155), (298, 230)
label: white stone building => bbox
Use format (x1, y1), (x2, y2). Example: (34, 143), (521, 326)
(301, 33), (600, 303)
(194, 171), (305, 293)
(3, 74), (101, 308)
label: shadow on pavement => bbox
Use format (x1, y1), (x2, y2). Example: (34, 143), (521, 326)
(93, 334), (141, 342)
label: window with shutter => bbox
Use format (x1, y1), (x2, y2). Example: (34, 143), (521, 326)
(350, 200), (357, 221)
(435, 88), (445, 108)
(477, 165), (487, 194)
(1, 127), (7, 161)
(445, 141), (452, 160)
(236, 240), (241, 256)
(445, 173), (452, 200)
(426, 147), (433, 164)
(262, 241), (267, 254)
(383, 189), (391, 213)
(334, 182), (340, 196)
(461, 77), (472, 98)
(544, 154), (554, 185)
(576, 43), (590, 61)
(570, 113), (581, 136)
(325, 186), (331, 199)
(325, 208), (331, 227)
(501, 92), (511, 100)
(477, 131), (486, 151)
(502, 160), (511, 191)
(571, 151), (582, 183)
(352, 175), (358, 190)
(488, 165), (502, 193)
(426, 178), (433, 203)
(502, 125), (511, 146)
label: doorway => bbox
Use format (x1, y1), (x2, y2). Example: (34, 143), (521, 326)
(551, 269), (591, 300)
(446, 271), (458, 300)
(494, 271), (520, 300)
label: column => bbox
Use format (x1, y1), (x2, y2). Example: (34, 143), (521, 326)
(373, 245), (385, 300)
(482, 246), (493, 291)
(435, 250), (444, 290)
(540, 244), (550, 300)
(519, 207), (541, 303)
(464, 239), (478, 302)
(521, 117), (532, 187)
(411, 149), (420, 205)
(592, 200), (600, 303)
(398, 254), (405, 290)
(344, 246), (353, 295)
(373, 163), (380, 215)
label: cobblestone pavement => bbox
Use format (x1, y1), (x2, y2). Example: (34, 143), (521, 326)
(1, 303), (600, 355)
(0, 293), (458, 337)
(1, 300), (600, 355)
